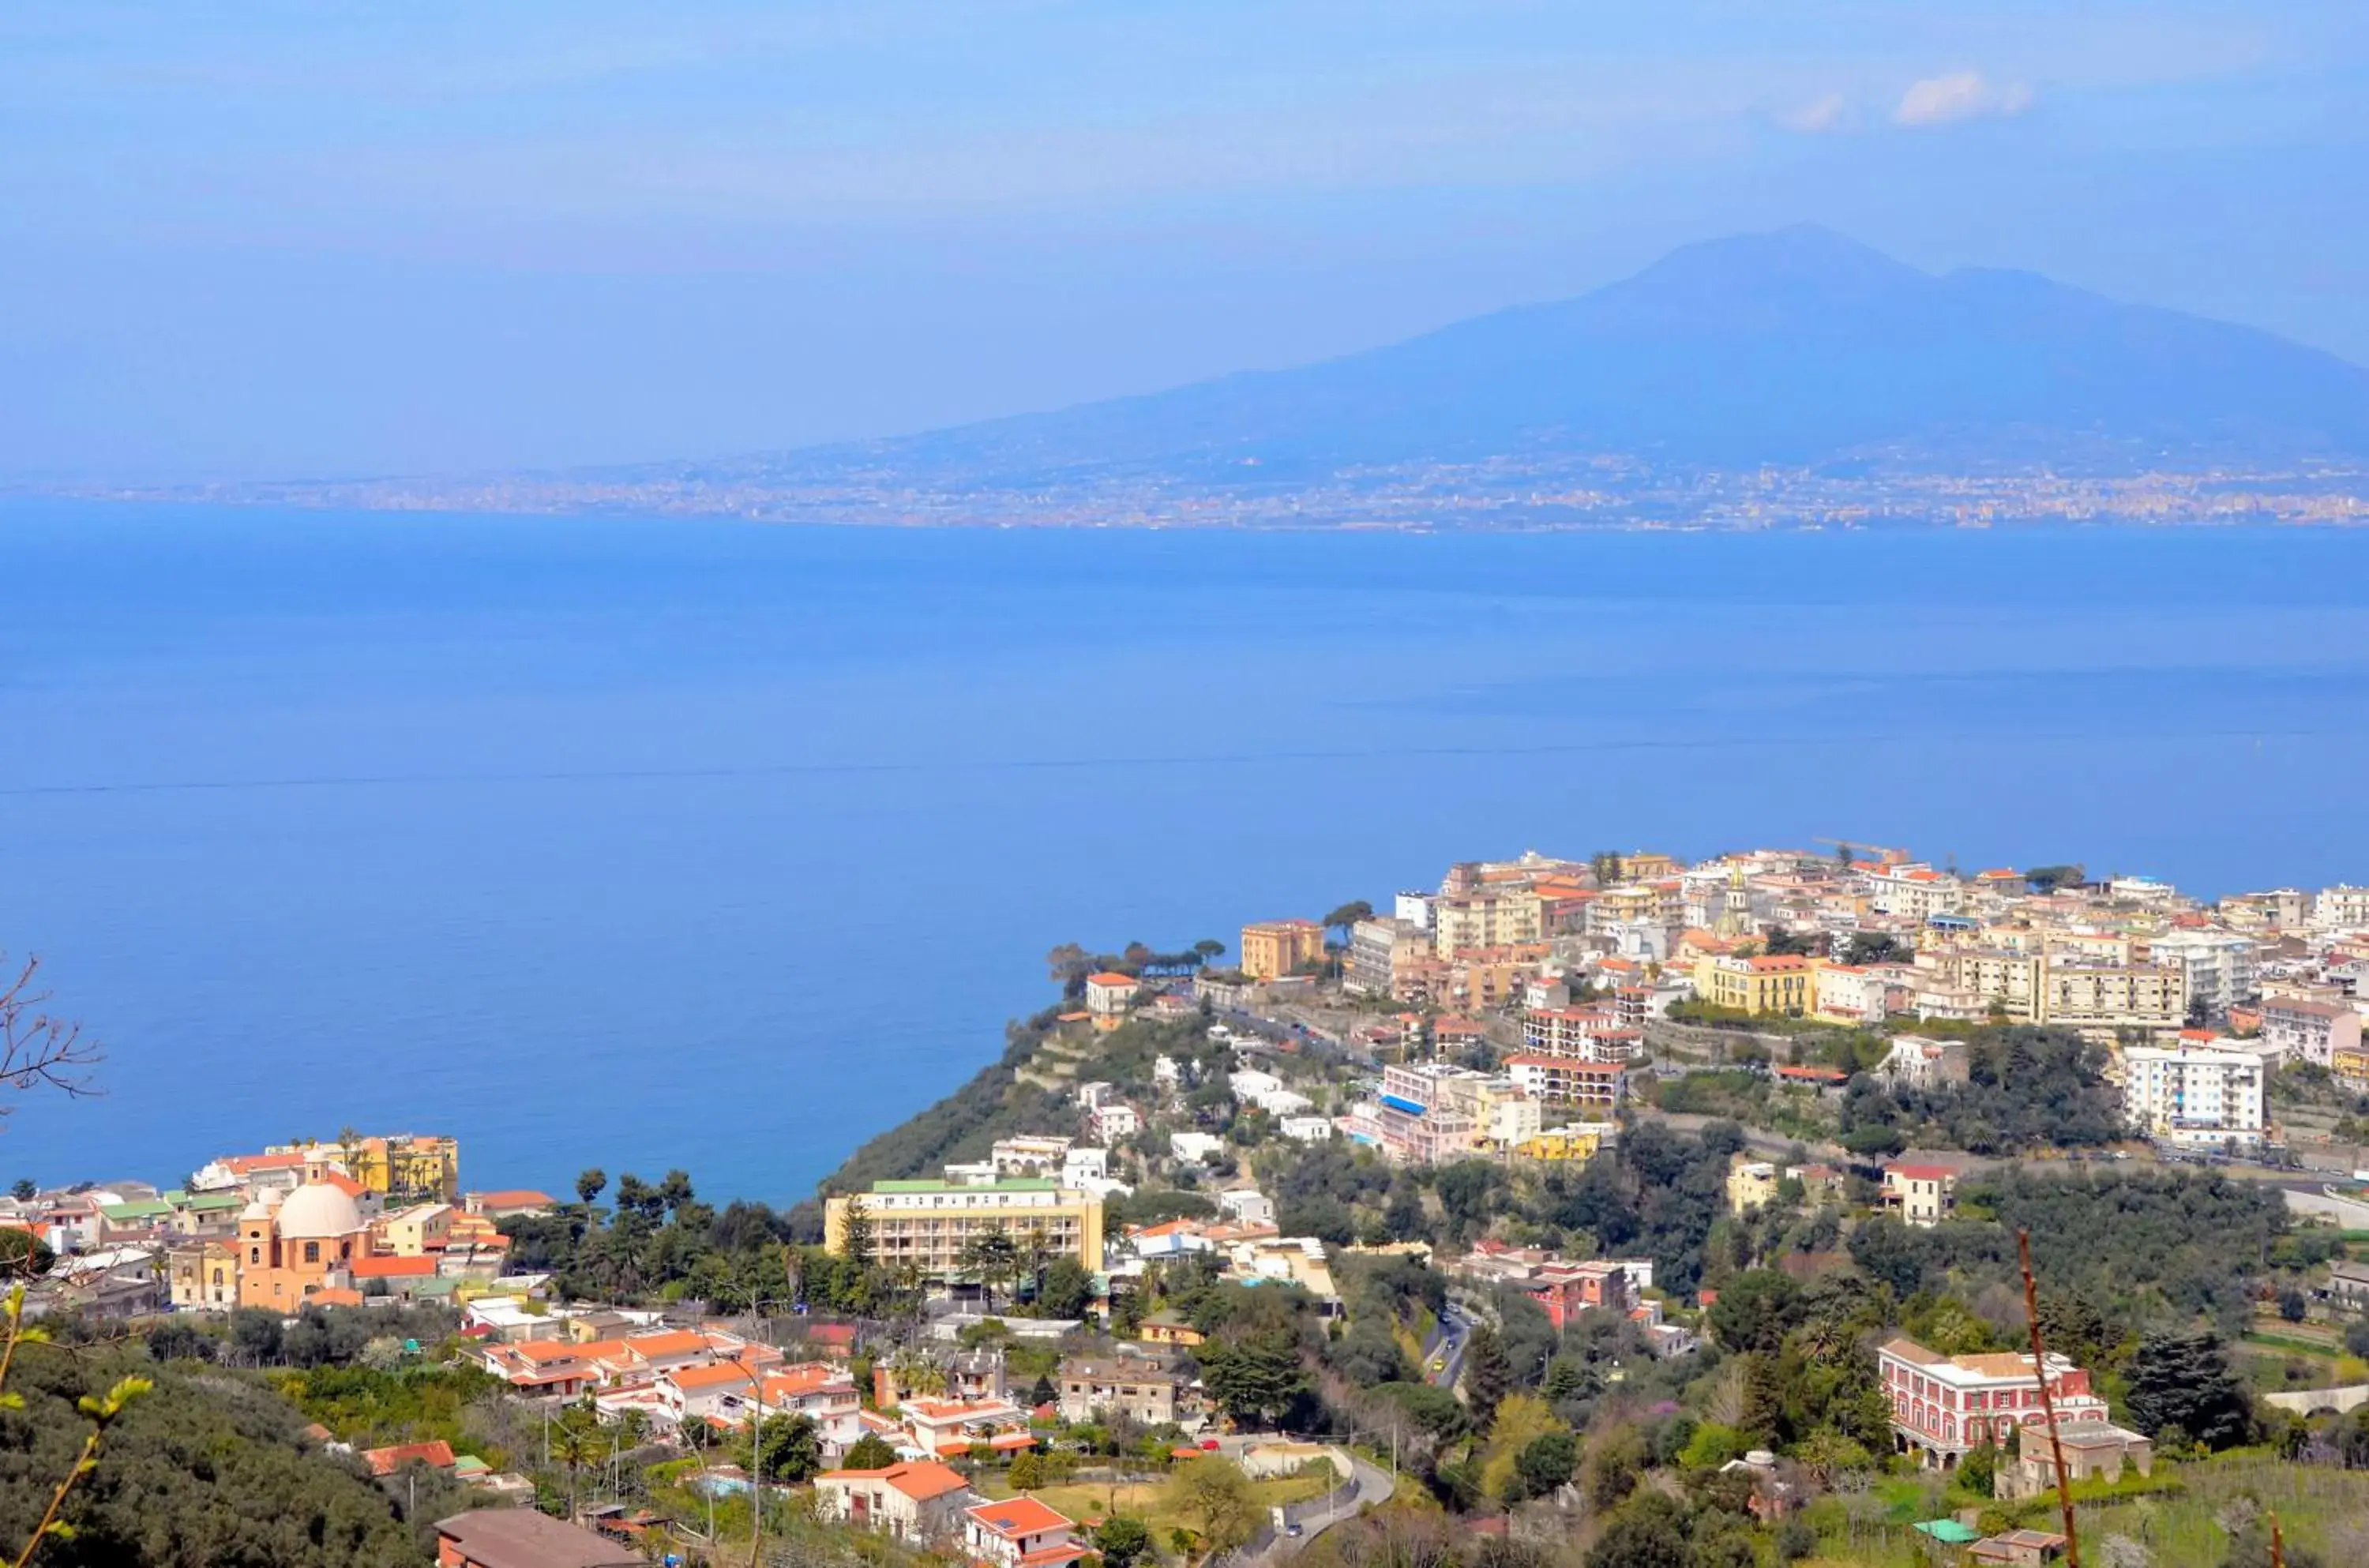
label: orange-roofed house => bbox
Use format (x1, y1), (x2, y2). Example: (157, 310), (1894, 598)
(310, 1286), (366, 1309)
(482, 1337), (626, 1396)
(814, 1461), (975, 1544)
(963, 1495), (1087, 1568)
(1082, 973), (1139, 1030)
(362, 1439), (456, 1477)
(1694, 953), (1818, 1016)
(610, 1328), (713, 1378)
(899, 1396), (1027, 1458)
(659, 1359), (767, 1426)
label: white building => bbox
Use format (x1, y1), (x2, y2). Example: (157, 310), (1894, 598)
(1216, 1188), (1276, 1227)
(990, 1137), (1073, 1178)
(1278, 1116), (1335, 1142)
(1060, 1147), (1109, 1188)
(1867, 865), (1965, 922)
(1169, 1131), (1225, 1165)
(1088, 1103), (1139, 1142)
(2122, 1044), (2265, 1150)
(2318, 885), (2369, 932)
(2148, 931), (2258, 1018)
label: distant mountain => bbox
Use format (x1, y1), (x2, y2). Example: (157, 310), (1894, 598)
(696, 224), (2369, 488)
(131, 227), (2369, 528)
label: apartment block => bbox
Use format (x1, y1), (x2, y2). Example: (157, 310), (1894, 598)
(2260, 997), (2363, 1067)
(1693, 954), (1816, 1016)
(823, 1180), (1102, 1276)
(2121, 1044), (2264, 1150)
(1239, 919), (1327, 981)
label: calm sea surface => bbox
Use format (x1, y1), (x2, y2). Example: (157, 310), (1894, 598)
(5, 504), (2368, 1202)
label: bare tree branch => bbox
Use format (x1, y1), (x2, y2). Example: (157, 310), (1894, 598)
(0, 955), (103, 1119)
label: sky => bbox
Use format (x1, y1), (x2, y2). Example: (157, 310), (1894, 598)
(4, 2), (2366, 482)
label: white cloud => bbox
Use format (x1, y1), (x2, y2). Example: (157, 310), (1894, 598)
(1774, 92), (1849, 134)
(1894, 70), (2035, 128)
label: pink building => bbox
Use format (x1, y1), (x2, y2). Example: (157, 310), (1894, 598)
(1879, 1337), (2108, 1469)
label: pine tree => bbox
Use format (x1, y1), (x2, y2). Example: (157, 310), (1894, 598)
(839, 1195), (875, 1270)
(1463, 1323), (1512, 1431)
(2126, 1330), (2253, 1450)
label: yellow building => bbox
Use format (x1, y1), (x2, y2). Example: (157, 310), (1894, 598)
(1240, 919), (1327, 981)
(2333, 1044), (2369, 1093)
(376, 1202), (457, 1257)
(1726, 1155), (1781, 1214)
(1431, 891), (1545, 958)
(274, 1133), (460, 1203)
(824, 1179), (1103, 1277)
(1605, 852), (1680, 883)
(166, 1236), (240, 1311)
(1512, 1124), (1613, 1163)
(1693, 955), (1817, 1016)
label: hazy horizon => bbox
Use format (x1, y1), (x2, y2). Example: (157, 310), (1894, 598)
(5, 3), (2367, 484)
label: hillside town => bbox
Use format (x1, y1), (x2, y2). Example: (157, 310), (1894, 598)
(12, 844), (2369, 1568)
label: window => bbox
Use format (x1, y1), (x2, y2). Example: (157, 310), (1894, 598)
(250, 1247), (261, 1265)
(303, 1240), (321, 1263)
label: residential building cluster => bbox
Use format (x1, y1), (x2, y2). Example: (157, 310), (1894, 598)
(0, 1131), (554, 1322)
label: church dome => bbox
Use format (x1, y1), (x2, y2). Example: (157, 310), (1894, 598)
(276, 1181), (364, 1240)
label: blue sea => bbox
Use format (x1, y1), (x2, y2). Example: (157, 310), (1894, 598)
(5, 504), (2368, 1203)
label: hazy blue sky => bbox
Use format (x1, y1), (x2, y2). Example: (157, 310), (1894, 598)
(6, 2), (2364, 480)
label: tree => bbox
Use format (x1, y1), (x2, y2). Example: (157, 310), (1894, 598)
(2025, 865), (2086, 894)
(1095, 1516), (1152, 1568)
(2278, 1287), (2307, 1323)
(842, 1433), (898, 1470)
(575, 1168), (607, 1208)
(1036, 1256), (1094, 1320)
(8, 1179), (33, 1203)
(960, 1225), (1021, 1311)
(0, 1227), (54, 1280)
(1843, 932), (1910, 966)
(1198, 1328), (1308, 1427)
(1191, 940), (1226, 966)
(1462, 1323), (1513, 1431)
(1515, 1430), (1578, 1499)
(1584, 1493), (1694, 1568)
(1008, 1450), (1046, 1490)
(1705, 1269), (1803, 1353)
(0, 955), (103, 1135)
(550, 1411), (601, 1521)
(839, 1195), (876, 1272)
(229, 1307), (284, 1365)
(752, 1412), (823, 1485)
(1163, 1457), (1257, 1562)
(1323, 902), (1374, 943)
(1027, 1373), (1057, 1409)
(2126, 1330), (2253, 1450)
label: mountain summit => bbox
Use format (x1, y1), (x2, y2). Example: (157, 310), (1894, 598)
(740, 225), (2369, 486)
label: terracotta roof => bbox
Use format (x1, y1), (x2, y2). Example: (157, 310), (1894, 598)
(472, 1189), (554, 1209)
(621, 1329), (708, 1360)
(1085, 973), (1137, 987)
(310, 1287), (366, 1307)
(433, 1510), (640, 1568)
(666, 1360), (760, 1390)
(1887, 1164), (1958, 1181)
(321, 1172), (369, 1198)
(819, 1460), (971, 1501)
(967, 1496), (1075, 1538)
(364, 1439), (456, 1476)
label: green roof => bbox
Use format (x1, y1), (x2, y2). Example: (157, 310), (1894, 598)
(1914, 1521), (1981, 1544)
(871, 1178), (1057, 1193)
(99, 1200), (171, 1221)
